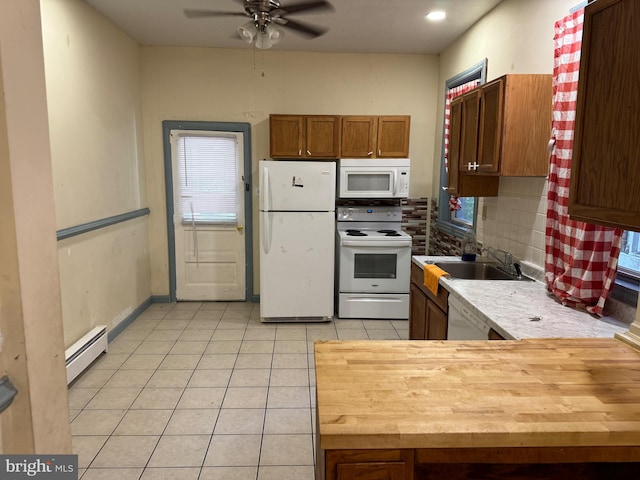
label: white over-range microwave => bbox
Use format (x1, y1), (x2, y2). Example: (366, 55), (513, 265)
(338, 158), (410, 199)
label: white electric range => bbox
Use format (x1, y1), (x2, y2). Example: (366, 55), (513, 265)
(335, 206), (412, 320)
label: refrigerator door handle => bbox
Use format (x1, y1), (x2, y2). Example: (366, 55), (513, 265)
(262, 165), (270, 213)
(261, 212), (272, 254)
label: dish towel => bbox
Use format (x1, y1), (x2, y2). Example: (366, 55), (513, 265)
(423, 264), (449, 296)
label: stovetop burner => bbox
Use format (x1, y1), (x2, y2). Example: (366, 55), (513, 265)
(377, 229), (400, 236)
(346, 229), (367, 236)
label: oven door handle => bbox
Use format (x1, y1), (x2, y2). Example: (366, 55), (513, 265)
(341, 240), (411, 248)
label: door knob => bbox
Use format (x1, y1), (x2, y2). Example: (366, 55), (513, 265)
(237, 224), (244, 232)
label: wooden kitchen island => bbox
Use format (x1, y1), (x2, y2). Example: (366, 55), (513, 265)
(314, 339), (640, 479)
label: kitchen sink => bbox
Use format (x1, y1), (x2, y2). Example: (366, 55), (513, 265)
(434, 261), (531, 281)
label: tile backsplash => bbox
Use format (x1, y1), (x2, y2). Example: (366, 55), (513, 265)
(477, 177), (548, 268)
(401, 197), (428, 256)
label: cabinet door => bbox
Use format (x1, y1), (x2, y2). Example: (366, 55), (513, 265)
(305, 116), (340, 158)
(337, 462), (406, 480)
(450, 96), (500, 197)
(270, 115), (304, 158)
(341, 116), (377, 158)
(569, 0), (640, 229)
(409, 283), (428, 340)
(460, 91), (481, 173)
(426, 299), (447, 340)
(477, 78), (504, 174)
(446, 97), (463, 196)
(376, 116), (410, 158)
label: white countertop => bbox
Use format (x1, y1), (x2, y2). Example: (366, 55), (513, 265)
(413, 255), (630, 340)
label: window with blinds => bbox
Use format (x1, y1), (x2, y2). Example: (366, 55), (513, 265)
(176, 132), (239, 224)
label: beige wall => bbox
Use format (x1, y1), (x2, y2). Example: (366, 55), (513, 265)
(141, 47), (439, 296)
(434, 0), (578, 267)
(41, 0), (151, 346)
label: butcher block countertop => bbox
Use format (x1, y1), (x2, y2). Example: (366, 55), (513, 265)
(315, 338), (640, 453)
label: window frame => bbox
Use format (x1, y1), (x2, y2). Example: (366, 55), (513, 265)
(436, 59), (488, 238)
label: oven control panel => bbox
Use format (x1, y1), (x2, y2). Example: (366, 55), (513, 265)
(337, 206), (402, 222)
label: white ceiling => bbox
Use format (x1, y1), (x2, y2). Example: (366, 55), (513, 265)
(82, 0), (503, 55)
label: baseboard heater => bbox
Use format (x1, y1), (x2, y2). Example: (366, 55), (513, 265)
(65, 325), (108, 385)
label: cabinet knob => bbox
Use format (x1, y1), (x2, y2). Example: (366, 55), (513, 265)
(368, 151), (373, 156)
(467, 162), (479, 171)
(298, 149), (302, 156)
(306, 150), (311, 156)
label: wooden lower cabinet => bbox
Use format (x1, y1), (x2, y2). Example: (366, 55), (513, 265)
(409, 263), (448, 340)
(319, 448), (640, 479)
(324, 450), (414, 480)
(409, 283), (427, 340)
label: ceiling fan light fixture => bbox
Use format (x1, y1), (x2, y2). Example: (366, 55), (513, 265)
(255, 31), (272, 49)
(238, 21), (256, 43)
(266, 24), (283, 45)
(254, 24), (283, 49)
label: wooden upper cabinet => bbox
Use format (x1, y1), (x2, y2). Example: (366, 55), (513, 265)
(569, 0), (640, 230)
(477, 79), (503, 174)
(455, 74), (552, 178)
(340, 116), (377, 158)
(377, 116), (410, 157)
(269, 114), (340, 159)
(340, 115), (410, 158)
(269, 115), (304, 158)
(305, 116), (340, 158)
(460, 90), (481, 173)
(447, 95), (499, 197)
(446, 97), (463, 196)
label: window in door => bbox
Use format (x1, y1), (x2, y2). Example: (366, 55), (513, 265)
(176, 133), (239, 224)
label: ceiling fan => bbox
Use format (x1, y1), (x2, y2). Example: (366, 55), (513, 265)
(184, 0), (335, 49)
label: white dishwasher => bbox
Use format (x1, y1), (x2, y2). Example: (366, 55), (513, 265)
(447, 295), (490, 340)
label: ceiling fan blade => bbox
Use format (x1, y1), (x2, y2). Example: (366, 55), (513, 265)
(277, 17), (328, 38)
(183, 9), (246, 19)
(273, 0), (334, 16)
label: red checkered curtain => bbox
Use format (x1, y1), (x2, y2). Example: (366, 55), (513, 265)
(545, 8), (622, 316)
(444, 80), (480, 211)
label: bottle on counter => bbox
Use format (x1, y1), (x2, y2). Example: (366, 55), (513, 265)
(461, 228), (477, 261)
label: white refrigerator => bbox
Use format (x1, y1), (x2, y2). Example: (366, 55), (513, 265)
(259, 160), (336, 322)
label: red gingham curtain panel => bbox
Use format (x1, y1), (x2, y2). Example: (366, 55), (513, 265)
(545, 8), (622, 316)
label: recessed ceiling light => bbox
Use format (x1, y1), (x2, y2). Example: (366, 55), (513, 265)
(426, 10), (446, 22)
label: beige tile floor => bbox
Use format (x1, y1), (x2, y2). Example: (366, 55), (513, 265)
(69, 301), (408, 479)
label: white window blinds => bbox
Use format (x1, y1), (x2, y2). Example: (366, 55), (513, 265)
(176, 132), (239, 224)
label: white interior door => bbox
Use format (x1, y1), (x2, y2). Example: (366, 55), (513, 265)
(171, 130), (245, 301)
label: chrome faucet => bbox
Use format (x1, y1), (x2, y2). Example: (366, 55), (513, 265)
(483, 247), (519, 277)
